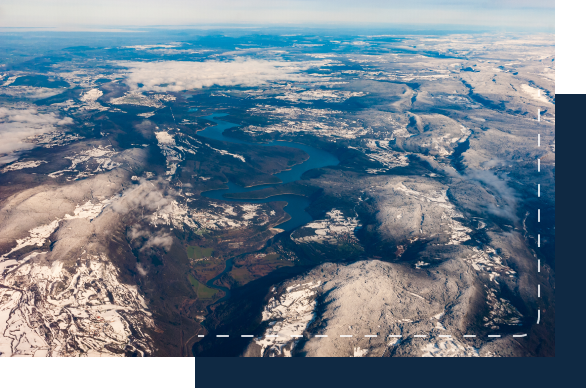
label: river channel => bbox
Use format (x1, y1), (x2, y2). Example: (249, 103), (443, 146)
(197, 113), (339, 302)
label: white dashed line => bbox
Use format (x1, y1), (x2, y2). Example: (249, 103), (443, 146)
(203, 332), (527, 339)
(537, 110), (541, 328)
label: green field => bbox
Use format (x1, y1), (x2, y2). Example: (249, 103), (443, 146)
(263, 253), (281, 261)
(187, 245), (214, 259)
(229, 267), (256, 284)
(188, 275), (218, 299)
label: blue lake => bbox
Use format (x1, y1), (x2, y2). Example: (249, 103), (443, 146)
(198, 114), (339, 231)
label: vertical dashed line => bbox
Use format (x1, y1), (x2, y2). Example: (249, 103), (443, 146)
(536, 95), (541, 325)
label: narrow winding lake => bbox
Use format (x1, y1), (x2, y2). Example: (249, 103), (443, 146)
(196, 113), (339, 309)
(198, 113), (339, 231)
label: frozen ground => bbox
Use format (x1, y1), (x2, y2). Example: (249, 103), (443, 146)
(245, 282), (320, 357)
(48, 145), (121, 181)
(0, 253), (155, 357)
(1, 160), (47, 173)
(0, 172), (156, 356)
(249, 260), (525, 357)
(291, 209), (360, 244)
(373, 177), (472, 246)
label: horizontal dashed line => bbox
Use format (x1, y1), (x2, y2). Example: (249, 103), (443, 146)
(199, 333), (525, 339)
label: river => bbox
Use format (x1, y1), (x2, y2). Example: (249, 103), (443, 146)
(196, 113), (339, 303)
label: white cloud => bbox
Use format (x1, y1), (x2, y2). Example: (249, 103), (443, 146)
(136, 262), (148, 276)
(119, 59), (320, 92)
(0, 86), (64, 99)
(124, 44), (180, 50)
(111, 179), (172, 214)
(127, 224), (173, 252)
(141, 231), (173, 251)
(0, 107), (73, 165)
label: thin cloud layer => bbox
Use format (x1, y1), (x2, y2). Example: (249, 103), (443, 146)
(465, 169), (519, 219)
(0, 107), (73, 165)
(128, 224), (173, 252)
(111, 179), (172, 214)
(119, 59), (318, 92)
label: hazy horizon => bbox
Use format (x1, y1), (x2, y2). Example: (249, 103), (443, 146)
(0, 0), (555, 32)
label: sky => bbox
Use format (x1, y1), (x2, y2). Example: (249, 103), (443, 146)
(0, 0), (554, 31)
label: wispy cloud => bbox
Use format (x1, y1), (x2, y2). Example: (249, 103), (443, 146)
(128, 224), (173, 252)
(111, 179), (172, 214)
(119, 59), (319, 92)
(464, 169), (519, 220)
(0, 107), (72, 165)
